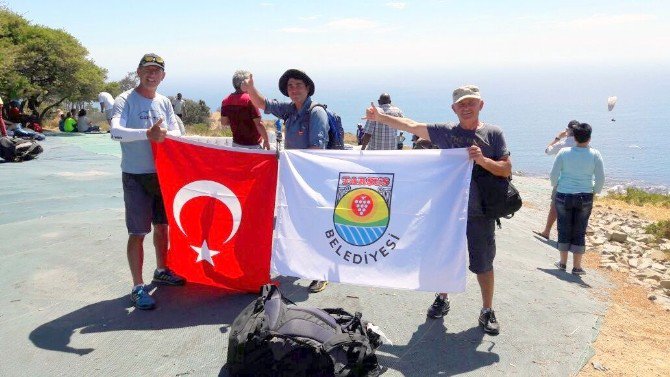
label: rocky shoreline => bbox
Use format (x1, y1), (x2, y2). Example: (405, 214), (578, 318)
(588, 204), (670, 310)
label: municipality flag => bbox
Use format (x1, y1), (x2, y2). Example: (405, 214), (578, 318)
(273, 149), (473, 293)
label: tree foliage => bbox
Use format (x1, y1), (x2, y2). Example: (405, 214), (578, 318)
(0, 7), (107, 120)
(184, 99), (211, 125)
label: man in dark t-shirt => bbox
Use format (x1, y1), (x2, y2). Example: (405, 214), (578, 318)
(364, 85), (511, 335)
(221, 70), (270, 150)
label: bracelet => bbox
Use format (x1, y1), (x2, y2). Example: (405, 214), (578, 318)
(554, 137), (560, 141)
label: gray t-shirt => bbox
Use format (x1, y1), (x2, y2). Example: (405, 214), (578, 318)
(427, 123), (510, 216)
(111, 89), (178, 174)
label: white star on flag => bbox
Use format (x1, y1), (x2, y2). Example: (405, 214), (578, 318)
(190, 240), (220, 265)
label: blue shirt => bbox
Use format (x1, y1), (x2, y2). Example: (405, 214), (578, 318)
(550, 146), (605, 194)
(264, 97), (328, 149)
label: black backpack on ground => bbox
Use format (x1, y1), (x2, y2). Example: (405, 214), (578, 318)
(0, 136), (43, 162)
(473, 164), (522, 223)
(227, 284), (382, 377)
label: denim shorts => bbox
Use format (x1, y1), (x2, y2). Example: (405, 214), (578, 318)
(554, 192), (594, 253)
(122, 172), (167, 235)
(467, 217), (497, 274)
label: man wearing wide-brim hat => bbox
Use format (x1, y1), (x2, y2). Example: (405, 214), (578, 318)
(243, 68), (330, 293)
(363, 84), (512, 335)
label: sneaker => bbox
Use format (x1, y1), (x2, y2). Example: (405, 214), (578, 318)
(572, 267), (586, 276)
(308, 280), (328, 293)
(131, 285), (155, 310)
(427, 295), (450, 318)
(554, 261), (567, 271)
(479, 309), (500, 335)
(152, 268), (186, 286)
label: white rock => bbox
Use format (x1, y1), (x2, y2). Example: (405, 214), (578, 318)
(608, 231), (628, 243)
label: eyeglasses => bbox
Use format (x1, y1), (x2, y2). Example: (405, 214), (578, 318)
(142, 55), (164, 64)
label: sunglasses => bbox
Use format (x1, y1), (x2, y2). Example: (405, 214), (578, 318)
(141, 55), (164, 65)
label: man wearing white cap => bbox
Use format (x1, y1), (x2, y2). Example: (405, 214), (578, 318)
(364, 85), (511, 335)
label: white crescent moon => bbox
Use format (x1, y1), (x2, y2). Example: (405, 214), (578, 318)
(173, 180), (242, 243)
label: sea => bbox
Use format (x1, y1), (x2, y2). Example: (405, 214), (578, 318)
(167, 66), (670, 190)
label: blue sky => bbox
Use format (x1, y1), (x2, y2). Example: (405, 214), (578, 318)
(4, 0), (670, 86)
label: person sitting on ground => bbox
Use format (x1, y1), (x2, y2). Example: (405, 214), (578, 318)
(534, 120), (579, 239)
(77, 109), (100, 133)
(58, 114), (66, 132)
(550, 122), (604, 275)
(63, 113), (78, 132)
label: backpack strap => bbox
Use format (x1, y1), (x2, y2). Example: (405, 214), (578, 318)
(309, 103), (327, 112)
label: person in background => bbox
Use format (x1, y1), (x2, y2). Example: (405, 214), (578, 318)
(172, 92), (185, 119)
(534, 120), (579, 240)
(110, 53), (186, 310)
(242, 68), (330, 294)
(0, 96), (6, 137)
(99, 92), (115, 127)
(356, 123), (364, 145)
(58, 113), (66, 132)
(361, 93), (403, 150)
(397, 131), (406, 150)
(63, 112), (77, 132)
(77, 109), (100, 133)
(220, 70), (270, 150)
(550, 122), (604, 275)
(364, 84), (511, 335)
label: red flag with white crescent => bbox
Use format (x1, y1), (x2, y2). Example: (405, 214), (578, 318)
(153, 136), (278, 292)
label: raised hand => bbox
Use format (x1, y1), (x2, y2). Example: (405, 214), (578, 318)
(364, 102), (380, 121)
(146, 118), (167, 142)
(241, 74), (254, 92)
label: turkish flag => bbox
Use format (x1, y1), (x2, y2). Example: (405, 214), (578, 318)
(153, 136), (278, 292)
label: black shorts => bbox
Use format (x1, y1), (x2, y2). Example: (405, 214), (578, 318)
(122, 172), (167, 235)
(466, 217), (496, 274)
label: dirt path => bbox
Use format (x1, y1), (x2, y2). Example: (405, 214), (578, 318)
(578, 203), (670, 376)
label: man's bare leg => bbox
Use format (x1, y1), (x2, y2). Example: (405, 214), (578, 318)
(127, 235), (145, 286)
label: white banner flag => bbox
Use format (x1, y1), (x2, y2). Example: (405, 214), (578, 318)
(273, 149), (473, 293)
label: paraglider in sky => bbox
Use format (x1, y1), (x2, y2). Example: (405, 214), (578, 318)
(608, 96), (617, 121)
(607, 96), (617, 111)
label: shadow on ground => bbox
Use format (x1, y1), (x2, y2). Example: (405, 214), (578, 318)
(537, 267), (592, 288)
(378, 318), (499, 376)
(29, 282), (256, 356)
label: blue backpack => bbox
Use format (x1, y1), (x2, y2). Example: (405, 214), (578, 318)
(310, 103), (345, 149)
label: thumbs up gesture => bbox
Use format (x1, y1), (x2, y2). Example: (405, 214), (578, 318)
(364, 102), (380, 122)
(146, 118), (167, 142)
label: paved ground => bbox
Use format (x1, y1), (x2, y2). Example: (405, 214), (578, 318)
(0, 134), (609, 376)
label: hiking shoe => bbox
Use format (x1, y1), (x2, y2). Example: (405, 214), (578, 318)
(427, 295), (450, 318)
(131, 285), (155, 310)
(478, 309), (500, 335)
(554, 261), (567, 271)
(308, 280), (328, 293)
(572, 267), (586, 276)
(152, 269), (186, 286)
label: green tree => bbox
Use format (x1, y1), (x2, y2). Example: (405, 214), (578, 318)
(0, 7), (107, 121)
(183, 99), (211, 125)
(117, 71), (139, 92)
